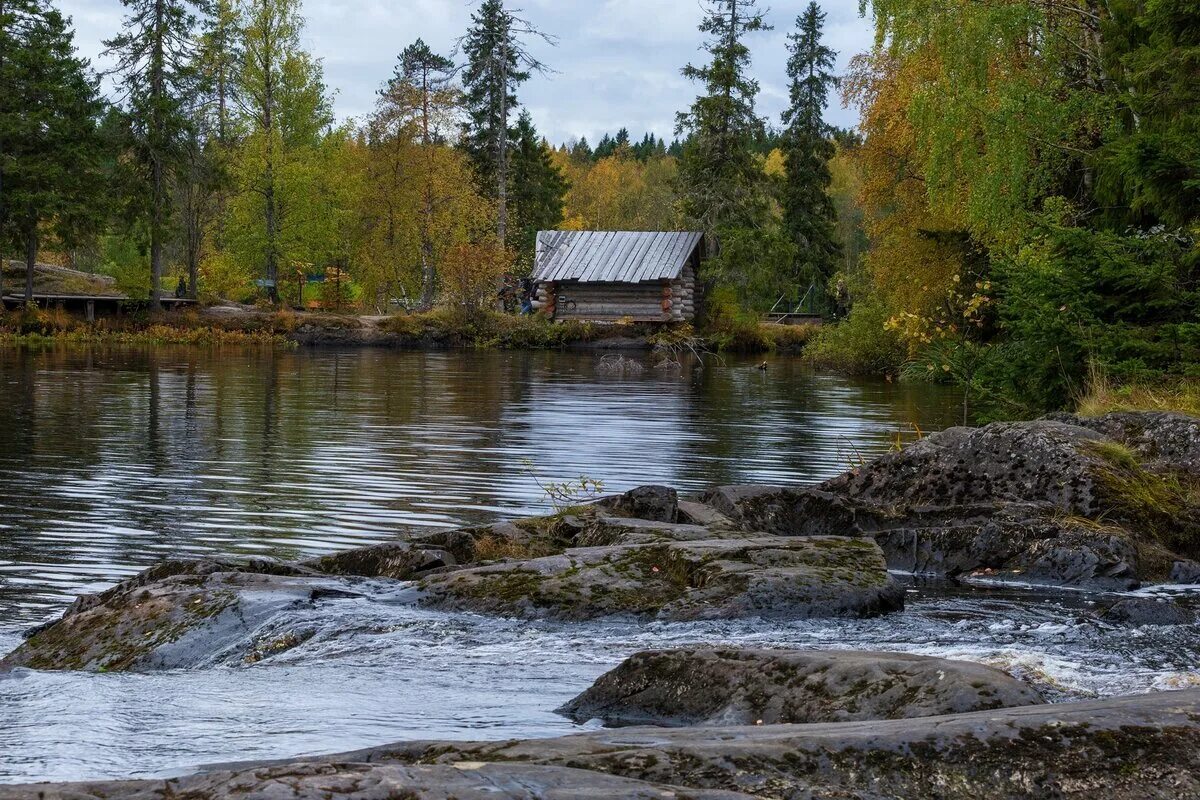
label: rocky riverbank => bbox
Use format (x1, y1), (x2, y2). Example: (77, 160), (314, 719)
(1, 411), (1198, 797)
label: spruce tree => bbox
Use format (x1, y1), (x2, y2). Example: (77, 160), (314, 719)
(459, 0), (554, 245)
(105, 0), (203, 307)
(2, 5), (106, 301)
(676, 0), (772, 233)
(780, 1), (840, 288)
(0, 0), (43, 297)
(509, 110), (566, 265)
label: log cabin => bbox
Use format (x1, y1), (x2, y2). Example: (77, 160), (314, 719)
(531, 231), (704, 323)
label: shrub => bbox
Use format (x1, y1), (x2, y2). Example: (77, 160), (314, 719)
(806, 295), (906, 374)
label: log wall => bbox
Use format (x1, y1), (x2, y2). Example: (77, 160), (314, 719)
(532, 263), (697, 324)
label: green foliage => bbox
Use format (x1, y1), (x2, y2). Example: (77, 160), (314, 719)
(703, 226), (797, 312)
(1, 4), (107, 297)
(806, 295), (907, 375)
(982, 208), (1199, 414)
(509, 111), (567, 269)
(676, 0), (772, 233)
(780, 2), (840, 288)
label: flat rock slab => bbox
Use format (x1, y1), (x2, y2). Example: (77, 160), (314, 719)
(559, 647), (1045, 726)
(416, 536), (903, 621)
(0, 762), (756, 800)
(333, 687), (1200, 800)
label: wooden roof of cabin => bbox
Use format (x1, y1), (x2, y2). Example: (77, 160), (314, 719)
(533, 231), (703, 284)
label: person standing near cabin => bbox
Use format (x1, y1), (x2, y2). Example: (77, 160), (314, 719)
(520, 278), (535, 315)
(175, 275), (187, 299)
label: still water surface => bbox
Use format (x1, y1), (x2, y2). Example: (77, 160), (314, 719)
(0, 347), (1195, 784)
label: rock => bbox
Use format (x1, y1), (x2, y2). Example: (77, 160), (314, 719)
(337, 687), (1200, 800)
(0, 763), (755, 800)
(1098, 597), (1197, 626)
(699, 485), (863, 536)
(593, 485), (678, 523)
(793, 415), (1200, 588)
(305, 543), (455, 580)
(1170, 560), (1200, 583)
(0, 560), (359, 672)
(47, 687), (1188, 800)
(1049, 411), (1200, 476)
(676, 499), (735, 528)
(417, 536), (903, 622)
(820, 420), (1112, 513)
(558, 648), (1044, 727)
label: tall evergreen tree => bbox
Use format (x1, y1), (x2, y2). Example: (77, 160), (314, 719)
(780, 1), (840, 288)
(387, 38), (457, 307)
(2, 5), (106, 300)
(0, 0), (45, 297)
(675, 0), (772, 233)
(509, 110), (566, 266)
(459, 0), (554, 245)
(199, 0), (241, 146)
(104, 0), (204, 308)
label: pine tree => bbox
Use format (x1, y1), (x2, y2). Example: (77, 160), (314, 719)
(387, 38), (457, 307)
(780, 1), (840, 288)
(105, 0), (204, 308)
(676, 0), (772, 233)
(2, 5), (106, 300)
(509, 110), (566, 266)
(459, 0), (554, 245)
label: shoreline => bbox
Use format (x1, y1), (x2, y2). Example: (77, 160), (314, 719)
(0, 305), (816, 354)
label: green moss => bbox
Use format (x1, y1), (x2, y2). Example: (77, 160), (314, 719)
(1086, 441), (1200, 557)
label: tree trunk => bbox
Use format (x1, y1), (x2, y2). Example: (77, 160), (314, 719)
(263, 12), (278, 304)
(23, 219), (36, 303)
(151, 157), (164, 309)
(497, 38), (508, 246)
(419, 66), (436, 309)
(0, 0), (8, 300)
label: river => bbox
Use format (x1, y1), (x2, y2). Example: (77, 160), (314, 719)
(0, 346), (1195, 783)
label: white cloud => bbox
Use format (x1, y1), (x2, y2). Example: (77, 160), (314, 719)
(57, 0), (872, 143)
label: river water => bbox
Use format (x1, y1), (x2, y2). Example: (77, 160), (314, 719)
(0, 346), (1196, 784)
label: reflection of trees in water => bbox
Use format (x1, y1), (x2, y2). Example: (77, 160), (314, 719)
(0, 346), (964, 624)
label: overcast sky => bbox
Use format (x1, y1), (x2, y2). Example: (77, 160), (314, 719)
(57, 0), (875, 145)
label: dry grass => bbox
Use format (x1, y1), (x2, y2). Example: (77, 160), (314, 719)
(1076, 369), (1200, 418)
(470, 535), (557, 562)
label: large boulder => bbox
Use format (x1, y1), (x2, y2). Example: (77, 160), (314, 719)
(699, 414), (1200, 589)
(416, 536), (902, 622)
(1098, 596), (1198, 626)
(559, 648), (1045, 727)
(593, 485), (679, 523)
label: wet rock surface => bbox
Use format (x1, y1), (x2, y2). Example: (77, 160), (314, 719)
(558, 647), (1045, 727)
(1099, 596), (1198, 626)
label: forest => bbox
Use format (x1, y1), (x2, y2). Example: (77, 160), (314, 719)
(0, 0), (1197, 419)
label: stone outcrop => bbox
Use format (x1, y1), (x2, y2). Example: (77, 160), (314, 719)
(0, 505), (901, 671)
(698, 413), (1200, 589)
(416, 536), (902, 621)
(9, 688), (1197, 800)
(558, 648), (1044, 727)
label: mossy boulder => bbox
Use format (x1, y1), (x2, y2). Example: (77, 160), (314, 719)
(559, 648), (1045, 727)
(416, 536), (902, 621)
(0, 559), (353, 672)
